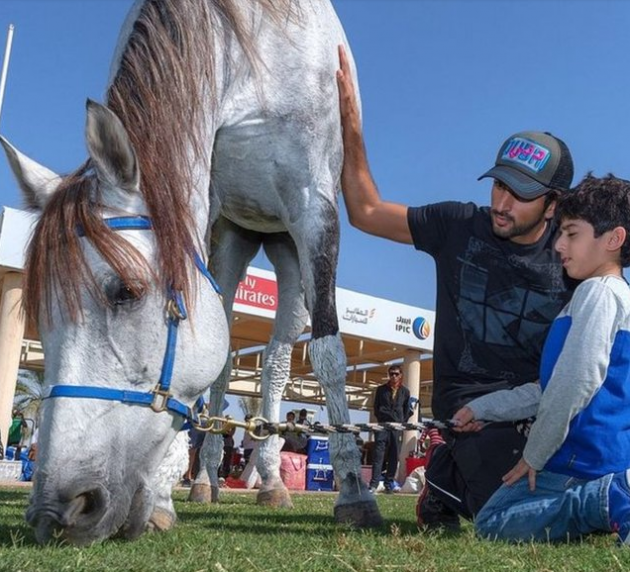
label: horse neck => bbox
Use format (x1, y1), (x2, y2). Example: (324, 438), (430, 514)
(106, 0), (228, 254)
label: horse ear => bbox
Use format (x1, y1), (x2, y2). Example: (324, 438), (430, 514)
(85, 99), (139, 192)
(0, 136), (62, 210)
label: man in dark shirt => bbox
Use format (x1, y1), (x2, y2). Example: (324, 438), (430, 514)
(370, 365), (411, 493)
(336, 47), (576, 529)
(297, 408), (312, 428)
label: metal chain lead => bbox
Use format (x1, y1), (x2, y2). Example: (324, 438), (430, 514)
(193, 414), (453, 441)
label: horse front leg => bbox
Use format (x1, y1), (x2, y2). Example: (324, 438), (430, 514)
(147, 431), (189, 532)
(255, 234), (309, 508)
(188, 360), (231, 504)
(292, 205), (383, 528)
(189, 216), (262, 504)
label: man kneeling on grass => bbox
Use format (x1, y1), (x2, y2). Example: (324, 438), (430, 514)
(453, 174), (630, 545)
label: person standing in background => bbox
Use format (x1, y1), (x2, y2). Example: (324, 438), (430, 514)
(241, 414), (255, 464)
(370, 364), (411, 493)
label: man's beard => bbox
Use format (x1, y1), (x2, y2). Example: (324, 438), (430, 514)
(491, 210), (547, 240)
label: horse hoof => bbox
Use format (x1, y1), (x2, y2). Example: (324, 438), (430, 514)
(256, 488), (293, 509)
(334, 500), (384, 529)
(188, 483), (212, 503)
(146, 507), (176, 532)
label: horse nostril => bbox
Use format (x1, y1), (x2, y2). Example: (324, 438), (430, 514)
(64, 488), (106, 525)
(28, 485), (110, 545)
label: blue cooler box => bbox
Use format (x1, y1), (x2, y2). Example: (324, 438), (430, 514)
(306, 463), (334, 491)
(306, 436), (330, 465)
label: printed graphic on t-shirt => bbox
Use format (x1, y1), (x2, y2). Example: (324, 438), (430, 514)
(456, 237), (566, 379)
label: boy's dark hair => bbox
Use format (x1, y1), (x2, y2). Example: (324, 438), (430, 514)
(556, 173), (630, 267)
(544, 189), (560, 211)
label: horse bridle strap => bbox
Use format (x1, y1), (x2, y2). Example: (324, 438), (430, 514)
(43, 385), (200, 421)
(44, 216), (218, 427)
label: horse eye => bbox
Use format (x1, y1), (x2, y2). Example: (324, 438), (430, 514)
(114, 285), (137, 305)
(105, 280), (145, 306)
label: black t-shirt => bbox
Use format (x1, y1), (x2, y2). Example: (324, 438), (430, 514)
(373, 383), (411, 423)
(408, 201), (575, 420)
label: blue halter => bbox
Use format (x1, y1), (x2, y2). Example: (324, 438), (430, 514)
(42, 216), (221, 428)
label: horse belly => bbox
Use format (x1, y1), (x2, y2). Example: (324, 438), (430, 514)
(212, 117), (336, 233)
(210, 0), (352, 232)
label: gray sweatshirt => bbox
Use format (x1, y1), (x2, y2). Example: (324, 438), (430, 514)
(465, 276), (629, 471)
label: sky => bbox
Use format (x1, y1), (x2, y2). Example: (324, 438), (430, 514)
(1, 0), (630, 310)
(1, 1), (630, 427)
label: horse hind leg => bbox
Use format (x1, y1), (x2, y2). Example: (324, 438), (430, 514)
(189, 216), (262, 504)
(292, 205), (383, 528)
(255, 233), (309, 509)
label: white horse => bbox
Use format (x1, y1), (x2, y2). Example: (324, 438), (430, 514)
(1, 0), (380, 545)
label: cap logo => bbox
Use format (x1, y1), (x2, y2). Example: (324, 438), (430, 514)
(501, 137), (550, 174)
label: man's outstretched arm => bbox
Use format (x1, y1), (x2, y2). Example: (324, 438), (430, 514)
(337, 45), (412, 244)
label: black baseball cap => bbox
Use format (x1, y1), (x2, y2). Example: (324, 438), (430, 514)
(478, 131), (574, 199)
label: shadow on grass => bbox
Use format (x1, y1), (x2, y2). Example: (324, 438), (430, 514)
(174, 492), (437, 539)
(0, 487), (443, 547)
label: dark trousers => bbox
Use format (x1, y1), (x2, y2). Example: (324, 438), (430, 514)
(370, 429), (400, 487)
(426, 423), (528, 519)
(220, 447), (234, 478)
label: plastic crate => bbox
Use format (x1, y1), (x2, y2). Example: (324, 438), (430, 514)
(306, 463), (334, 491)
(306, 436), (330, 465)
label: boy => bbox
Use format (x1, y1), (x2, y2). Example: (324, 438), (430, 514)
(452, 174), (630, 544)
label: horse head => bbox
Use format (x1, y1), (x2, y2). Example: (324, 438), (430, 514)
(1, 101), (229, 545)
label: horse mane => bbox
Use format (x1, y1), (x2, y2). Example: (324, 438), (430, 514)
(106, 0), (296, 298)
(25, 0), (296, 327)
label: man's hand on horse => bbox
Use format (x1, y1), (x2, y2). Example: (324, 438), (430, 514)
(336, 45), (361, 141)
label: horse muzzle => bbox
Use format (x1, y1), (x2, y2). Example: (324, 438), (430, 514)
(27, 484), (112, 545)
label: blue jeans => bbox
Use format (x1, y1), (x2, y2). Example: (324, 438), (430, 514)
(475, 469), (613, 542)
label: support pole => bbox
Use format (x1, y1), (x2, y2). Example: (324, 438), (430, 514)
(0, 24), (15, 127)
(0, 272), (25, 453)
(398, 349), (422, 483)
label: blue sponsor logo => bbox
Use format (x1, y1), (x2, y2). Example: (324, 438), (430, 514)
(412, 317), (431, 340)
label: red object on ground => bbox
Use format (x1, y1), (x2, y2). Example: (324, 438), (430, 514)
(406, 456), (427, 476)
(225, 475), (247, 489)
(279, 451), (307, 490)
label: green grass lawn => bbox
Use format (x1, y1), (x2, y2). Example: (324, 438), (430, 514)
(1, 487), (629, 572)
